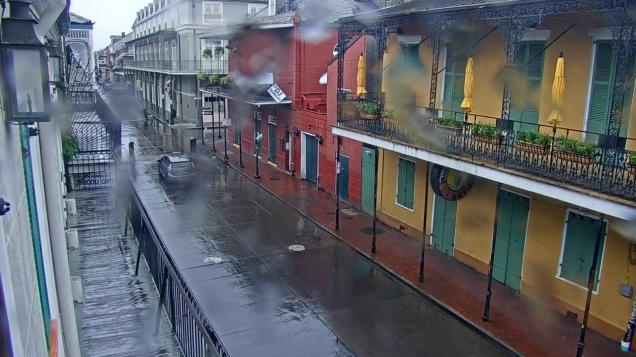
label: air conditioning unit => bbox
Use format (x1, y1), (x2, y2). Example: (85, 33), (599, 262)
(66, 229), (79, 250)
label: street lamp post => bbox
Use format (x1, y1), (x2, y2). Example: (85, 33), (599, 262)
(223, 125), (229, 165)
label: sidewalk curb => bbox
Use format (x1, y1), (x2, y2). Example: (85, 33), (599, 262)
(212, 151), (521, 356)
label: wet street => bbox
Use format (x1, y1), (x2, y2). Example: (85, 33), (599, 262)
(124, 119), (516, 357)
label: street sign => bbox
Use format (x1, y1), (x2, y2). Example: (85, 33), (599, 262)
(267, 83), (286, 103)
(76, 172), (112, 190)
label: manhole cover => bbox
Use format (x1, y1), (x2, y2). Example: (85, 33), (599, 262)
(270, 177), (281, 181)
(203, 256), (223, 264)
(288, 244), (306, 252)
(361, 227), (385, 235)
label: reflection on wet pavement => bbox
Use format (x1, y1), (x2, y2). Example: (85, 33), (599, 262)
(124, 120), (516, 357)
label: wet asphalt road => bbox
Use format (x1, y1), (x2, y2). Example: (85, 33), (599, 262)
(125, 120), (515, 357)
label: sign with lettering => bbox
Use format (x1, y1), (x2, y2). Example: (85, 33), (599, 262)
(267, 83), (286, 103)
(430, 164), (474, 201)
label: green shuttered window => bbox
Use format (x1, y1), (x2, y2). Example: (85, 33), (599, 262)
(586, 42), (635, 137)
(443, 47), (467, 112)
(560, 212), (607, 290)
(396, 158), (415, 209)
(511, 42), (544, 130)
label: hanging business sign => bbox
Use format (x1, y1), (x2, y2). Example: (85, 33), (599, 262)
(430, 164), (474, 201)
(267, 83), (286, 103)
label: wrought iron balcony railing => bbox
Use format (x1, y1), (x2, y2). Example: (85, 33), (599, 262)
(338, 104), (636, 200)
(123, 59), (228, 74)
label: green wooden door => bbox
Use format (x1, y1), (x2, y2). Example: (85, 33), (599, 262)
(268, 122), (277, 163)
(338, 155), (349, 201)
(432, 195), (457, 256)
(493, 190), (530, 291)
(305, 134), (318, 183)
(511, 42), (545, 131)
(361, 146), (376, 215)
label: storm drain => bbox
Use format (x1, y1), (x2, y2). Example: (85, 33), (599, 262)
(361, 227), (385, 235)
(270, 177), (281, 181)
(288, 244), (306, 252)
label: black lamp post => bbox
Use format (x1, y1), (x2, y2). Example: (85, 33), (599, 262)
(1, 0), (51, 123)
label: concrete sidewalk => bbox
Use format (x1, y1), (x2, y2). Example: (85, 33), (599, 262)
(209, 139), (631, 357)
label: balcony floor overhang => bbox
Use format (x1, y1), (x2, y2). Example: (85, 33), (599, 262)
(200, 88), (291, 106)
(333, 126), (636, 221)
(124, 66), (198, 75)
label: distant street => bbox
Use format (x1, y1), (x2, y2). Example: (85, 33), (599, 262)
(123, 116), (516, 357)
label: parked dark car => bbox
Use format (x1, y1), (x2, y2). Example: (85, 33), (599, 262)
(157, 154), (195, 184)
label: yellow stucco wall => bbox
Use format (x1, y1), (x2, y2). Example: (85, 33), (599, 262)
(522, 196), (636, 340)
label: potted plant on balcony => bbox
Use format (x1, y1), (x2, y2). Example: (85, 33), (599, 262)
(626, 152), (636, 174)
(554, 136), (597, 165)
(515, 130), (551, 155)
(435, 117), (464, 137)
(357, 101), (380, 120)
(219, 75), (232, 87)
(197, 72), (209, 87)
(208, 74), (220, 87)
(472, 123), (503, 145)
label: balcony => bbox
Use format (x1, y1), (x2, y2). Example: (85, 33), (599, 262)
(123, 59), (228, 75)
(201, 84), (292, 106)
(337, 103), (636, 202)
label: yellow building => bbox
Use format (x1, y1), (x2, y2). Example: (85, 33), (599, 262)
(334, 0), (636, 348)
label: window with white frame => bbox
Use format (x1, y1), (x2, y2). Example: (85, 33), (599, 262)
(203, 2), (223, 23)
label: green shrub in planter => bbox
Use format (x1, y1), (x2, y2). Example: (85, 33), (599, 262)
(208, 74), (220, 85)
(473, 123), (503, 138)
(62, 133), (78, 161)
(516, 130), (551, 147)
(382, 109), (394, 119)
(357, 102), (380, 116)
(628, 151), (636, 165)
(197, 72), (208, 81)
(202, 48), (213, 58)
(219, 76), (232, 86)
(556, 136), (597, 156)
(437, 117), (464, 129)
(214, 46), (224, 57)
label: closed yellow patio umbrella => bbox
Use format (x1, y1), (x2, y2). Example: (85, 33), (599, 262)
(548, 54), (565, 125)
(460, 57), (474, 113)
(356, 53), (367, 96)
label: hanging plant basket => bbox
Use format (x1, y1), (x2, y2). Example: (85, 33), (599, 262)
(554, 149), (596, 165)
(515, 141), (549, 155)
(473, 133), (502, 146)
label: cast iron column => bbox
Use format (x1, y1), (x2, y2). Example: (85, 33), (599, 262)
(418, 162), (431, 281)
(483, 182), (502, 321)
(576, 215), (606, 357)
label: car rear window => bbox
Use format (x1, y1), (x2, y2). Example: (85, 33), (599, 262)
(170, 161), (193, 174)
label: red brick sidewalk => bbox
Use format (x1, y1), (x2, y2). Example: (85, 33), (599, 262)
(208, 142), (629, 357)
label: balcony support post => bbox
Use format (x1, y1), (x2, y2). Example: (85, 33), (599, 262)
(335, 25), (346, 231)
(483, 182), (502, 322)
(576, 214), (606, 357)
(428, 33), (442, 108)
(418, 162), (430, 282)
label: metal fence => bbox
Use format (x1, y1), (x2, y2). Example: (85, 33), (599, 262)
(128, 186), (228, 357)
(339, 104), (636, 200)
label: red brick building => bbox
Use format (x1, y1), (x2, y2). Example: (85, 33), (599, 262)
(206, 11), (373, 210)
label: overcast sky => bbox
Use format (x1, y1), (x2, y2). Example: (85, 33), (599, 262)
(71, 0), (150, 50)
